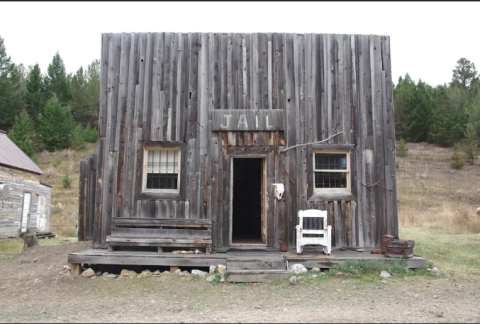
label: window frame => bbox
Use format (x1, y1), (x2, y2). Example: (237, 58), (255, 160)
(136, 142), (187, 201)
(143, 147), (181, 194)
(312, 150), (351, 195)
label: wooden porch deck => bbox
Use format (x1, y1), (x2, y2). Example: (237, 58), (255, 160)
(68, 248), (428, 270)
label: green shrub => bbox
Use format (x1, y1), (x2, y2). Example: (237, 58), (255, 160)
(62, 172), (72, 189)
(396, 161), (399, 169)
(396, 139), (408, 157)
(84, 124), (98, 143)
(451, 145), (465, 170)
(71, 124), (86, 150)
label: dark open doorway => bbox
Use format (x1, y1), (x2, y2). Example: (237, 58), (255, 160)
(232, 158), (264, 245)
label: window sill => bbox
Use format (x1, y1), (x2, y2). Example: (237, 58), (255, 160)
(137, 191), (183, 200)
(308, 193), (356, 202)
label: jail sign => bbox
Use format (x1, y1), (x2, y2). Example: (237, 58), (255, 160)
(211, 110), (284, 131)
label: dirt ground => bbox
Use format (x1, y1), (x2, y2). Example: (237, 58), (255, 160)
(0, 242), (479, 323)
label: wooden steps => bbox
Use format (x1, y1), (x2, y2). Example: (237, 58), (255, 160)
(226, 253), (288, 282)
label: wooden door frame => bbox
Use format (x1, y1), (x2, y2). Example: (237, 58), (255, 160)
(20, 191), (32, 234)
(229, 155), (267, 247)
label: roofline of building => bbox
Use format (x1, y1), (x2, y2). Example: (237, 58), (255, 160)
(0, 162), (44, 175)
(39, 182), (52, 188)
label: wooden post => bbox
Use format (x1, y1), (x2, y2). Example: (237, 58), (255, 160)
(70, 263), (82, 277)
(23, 234), (37, 250)
(170, 266), (178, 272)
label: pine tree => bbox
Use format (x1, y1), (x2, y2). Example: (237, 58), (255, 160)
(0, 35), (25, 125)
(403, 80), (434, 142)
(85, 60), (100, 124)
(8, 110), (38, 163)
(459, 124), (479, 164)
(466, 93), (480, 142)
(24, 63), (47, 122)
(46, 52), (71, 105)
(71, 124), (86, 150)
(451, 58), (478, 89)
(428, 86), (457, 146)
(70, 66), (88, 124)
(393, 74), (416, 139)
(38, 95), (75, 151)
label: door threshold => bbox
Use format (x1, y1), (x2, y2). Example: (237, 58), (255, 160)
(230, 244), (267, 250)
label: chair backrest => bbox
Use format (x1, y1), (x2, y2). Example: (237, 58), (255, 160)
(298, 209), (328, 231)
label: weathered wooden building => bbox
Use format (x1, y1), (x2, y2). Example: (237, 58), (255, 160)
(82, 32), (398, 254)
(0, 131), (51, 239)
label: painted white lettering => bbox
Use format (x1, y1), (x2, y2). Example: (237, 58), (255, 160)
(221, 114), (232, 129)
(238, 114), (248, 129)
(266, 115), (274, 129)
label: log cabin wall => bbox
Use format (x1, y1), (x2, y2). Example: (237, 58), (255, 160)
(93, 32), (398, 250)
(0, 166), (41, 239)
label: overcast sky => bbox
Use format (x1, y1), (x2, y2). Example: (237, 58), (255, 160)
(1, 2), (478, 87)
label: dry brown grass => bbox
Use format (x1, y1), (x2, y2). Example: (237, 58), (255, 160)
(36, 143), (97, 237)
(397, 142), (480, 233)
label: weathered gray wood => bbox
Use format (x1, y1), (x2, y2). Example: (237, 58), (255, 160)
(106, 237), (212, 247)
(151, 32), (164, 141)
(90, 32), (399, 252)
(197, 33), (209, 220)
(111, 228), (211, 240)
(112, 217), (211, 226)
(99, 34), (110, 137)
(69, 250), (223, 267)
(78, 160), (87, 241)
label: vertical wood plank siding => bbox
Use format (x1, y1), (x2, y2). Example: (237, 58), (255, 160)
(78, 154), (97, 241)
(0, 166), (44, 239)
(90, 33), (397, 249)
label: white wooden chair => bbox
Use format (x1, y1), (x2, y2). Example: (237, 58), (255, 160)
(296, 209), (332, 255)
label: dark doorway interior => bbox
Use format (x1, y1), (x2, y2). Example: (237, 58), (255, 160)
(232, 158), (263, 244)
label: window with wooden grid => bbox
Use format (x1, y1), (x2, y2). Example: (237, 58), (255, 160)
(313, 151), (350, 194)
(143, 148), (180, 192)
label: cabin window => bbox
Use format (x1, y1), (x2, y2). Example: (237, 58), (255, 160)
(313, 151), (350, 194)
(143, 148), (181, 192)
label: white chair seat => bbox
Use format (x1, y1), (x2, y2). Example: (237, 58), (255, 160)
(296, 209), (332, 255)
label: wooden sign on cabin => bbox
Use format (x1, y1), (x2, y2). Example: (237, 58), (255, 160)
(211, 110), (284, 131)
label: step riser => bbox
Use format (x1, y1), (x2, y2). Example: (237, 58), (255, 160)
(227, 262), (286, 270)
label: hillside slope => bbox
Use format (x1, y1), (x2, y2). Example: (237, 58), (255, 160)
(36, 143), (97, 236)
(397, 142), (479, 231)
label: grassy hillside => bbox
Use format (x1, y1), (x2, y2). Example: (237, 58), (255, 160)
(396, 142), (480, 233)
(397, 142), (480, 277)
(36, 142), (97, 236)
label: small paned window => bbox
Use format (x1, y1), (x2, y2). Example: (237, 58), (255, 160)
(144, 148), (180, 192)
(313, 151), (350, 193)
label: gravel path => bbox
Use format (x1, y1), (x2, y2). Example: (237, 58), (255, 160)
(0, 242), (479, 323)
